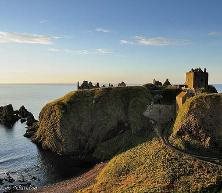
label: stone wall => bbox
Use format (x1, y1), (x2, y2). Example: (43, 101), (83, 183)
(143, 104), (176, 126)
(186, 70), (208, 89)
(186, 72), (194, 89)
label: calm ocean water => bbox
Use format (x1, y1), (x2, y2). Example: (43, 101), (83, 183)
(0, 84), (93, 191)
(0, 84), (221, 190)
(214, 84), (222, 93)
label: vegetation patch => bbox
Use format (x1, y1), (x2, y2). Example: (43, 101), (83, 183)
(79, 138), (222, 193)
(170, 93), (222, 155)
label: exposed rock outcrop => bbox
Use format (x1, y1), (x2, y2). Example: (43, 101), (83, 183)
(18, 106), (38, 126)
(32, 86), (153, 161)
(0, 104), (38, 133)
(24, 122), (39, 138)
(0, 104), (19, 127)
(170, 93), (222, 155)
(19, 106), (31, 118)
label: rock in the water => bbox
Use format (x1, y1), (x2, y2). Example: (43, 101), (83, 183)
(4, 173), (15, 183)
(24, 122), (39, 138)
(18, 105), (38, 134)
(18, 105), (30, 118)
(18, 106), (37, 126)
(0, 178), (3, 185)
(26, 113), (37, 127)
(0, 104), (19, 128)
(32, 86), (153, 160)
(20, 118), (26, 123)
(0, 104), (38, 139)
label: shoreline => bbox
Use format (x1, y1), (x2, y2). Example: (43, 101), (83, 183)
(23, 162), (106, 193)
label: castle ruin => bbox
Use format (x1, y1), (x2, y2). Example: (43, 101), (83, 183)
(176, 68), (209, 110)
(185, 68), (208, 90)
(144, 67), (211, 129)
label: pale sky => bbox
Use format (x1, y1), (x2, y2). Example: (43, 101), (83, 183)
(0, 0), (222, 84)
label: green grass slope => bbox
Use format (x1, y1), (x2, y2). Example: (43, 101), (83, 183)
(79, 93), (222, 193)
(79, 138), (222, 193)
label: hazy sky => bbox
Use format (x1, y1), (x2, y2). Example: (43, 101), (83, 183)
(0, 0), (222, 84)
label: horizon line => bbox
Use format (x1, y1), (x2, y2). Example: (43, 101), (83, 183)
(0, 82), (221, 85)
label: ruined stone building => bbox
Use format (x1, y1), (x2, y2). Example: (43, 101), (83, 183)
(77, 81), (100, 90)
(144, 68), (214, 125)
(176, 68), (209, 110)
(185, 68), (208, 90)
(118, 81), (126, 87)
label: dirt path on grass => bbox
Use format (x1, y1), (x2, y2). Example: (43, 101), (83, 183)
(159, 123), (222, 166)
(22, 162), (106, 193)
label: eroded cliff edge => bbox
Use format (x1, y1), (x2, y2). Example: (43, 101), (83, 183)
(170, 93), (222, 155)
(29, 88), (222, 192)
(79, 93), (222, 193)
(32, 86), (154, 161)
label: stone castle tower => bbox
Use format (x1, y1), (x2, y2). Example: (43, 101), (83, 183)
(185, 68), (208, 89)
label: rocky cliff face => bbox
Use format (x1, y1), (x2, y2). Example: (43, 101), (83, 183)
(33, 86), (153, 160)
(78, 93), (222, 193)
(171, 93), (222, 154)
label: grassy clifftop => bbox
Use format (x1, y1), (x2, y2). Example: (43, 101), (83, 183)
(170, 93), (222, 154)
(78, 93), (222, 193)
(79, 138), (222, 193)
(33, 86), (153, 161)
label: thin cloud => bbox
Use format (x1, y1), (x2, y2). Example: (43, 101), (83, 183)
(76, 50), (89, 55)
(0, 31), (55, 45)
(95, 48), (112, 54)
(120, 39), (134, 45)
(48, 48), (112, 55)
(48, 48), (89, 55)
(95, 28), (110, 33)
(208, 31), (222, 36)
(53, 36), (63, 39)
(65, 49), (89, 55)
(121, 36), (191, 46)
(135, 36), (171, 46)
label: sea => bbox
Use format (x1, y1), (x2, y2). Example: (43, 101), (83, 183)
(214, 84), (222, 93)
(0, 84), (91, 192)
(0, 84), (222, 191)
